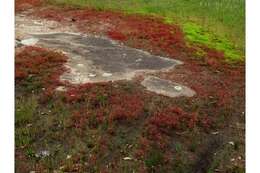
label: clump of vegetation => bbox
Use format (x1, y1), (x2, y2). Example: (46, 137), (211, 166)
(148, 107), (198, 131)
(15, 46), (67, 92)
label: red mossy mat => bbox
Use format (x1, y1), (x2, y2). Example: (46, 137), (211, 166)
(15, 46), (68, 91)
(15, 0), (43, 11)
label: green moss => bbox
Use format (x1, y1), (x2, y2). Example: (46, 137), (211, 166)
(183, 23), (243, 61)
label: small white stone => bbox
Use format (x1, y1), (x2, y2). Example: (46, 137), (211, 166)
(102, 73), (112, 77)
(136, 58), (142, 62)
(77, 64), (84, 67)
(35, 150), (50, 158)
(174, 86), (182, 91)
(228, 141), (235, 146)
(89, 73), (96, 77)
(41, 150), (50, 157)
(211, 131), (219, 135)
(34, 21), (43, 25)
(26, 123), (32, 127)
(56, 86), (67, 92)
(123, 157), (132, 161)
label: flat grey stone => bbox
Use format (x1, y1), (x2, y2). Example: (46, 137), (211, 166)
(29, 32), (182, 84)
(141, 76), (196, 98)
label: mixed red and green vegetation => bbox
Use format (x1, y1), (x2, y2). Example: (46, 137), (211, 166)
(16, 0), (245, 172)
(46, 0), (245, 61)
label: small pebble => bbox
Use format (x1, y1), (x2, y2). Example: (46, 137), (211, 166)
(123, 157), (132, 161)
(89, 73), (96, 77)
(174, 86), (182, 91)
(228, 141), (235, 146)
(34, 21), (43, 25)
(77, 64), (84, 67)
(56, 86), (67, 92)
(211, 131), (219, 135)
(35, 150), (50, 158)
(102, 73), (112, 77)
(136, 58), (142, 62)
(26, 124), (32, 127)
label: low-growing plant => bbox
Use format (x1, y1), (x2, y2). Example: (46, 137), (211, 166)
(15, 96), (38, 125)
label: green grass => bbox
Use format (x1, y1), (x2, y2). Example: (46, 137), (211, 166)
(15, 96), (38, 125)
(145, 148), (164, 168)
(183, 23), (243, 61)
(15, 96), (38, 147)
(47, 0), (245, 61)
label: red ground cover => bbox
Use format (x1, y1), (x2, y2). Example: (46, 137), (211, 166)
(15, 46), (67, 89)
(16, 0), (43, 11)
(15, 4), (245, 171)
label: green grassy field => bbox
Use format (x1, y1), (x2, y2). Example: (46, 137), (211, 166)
(47, 0), (245, 61)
